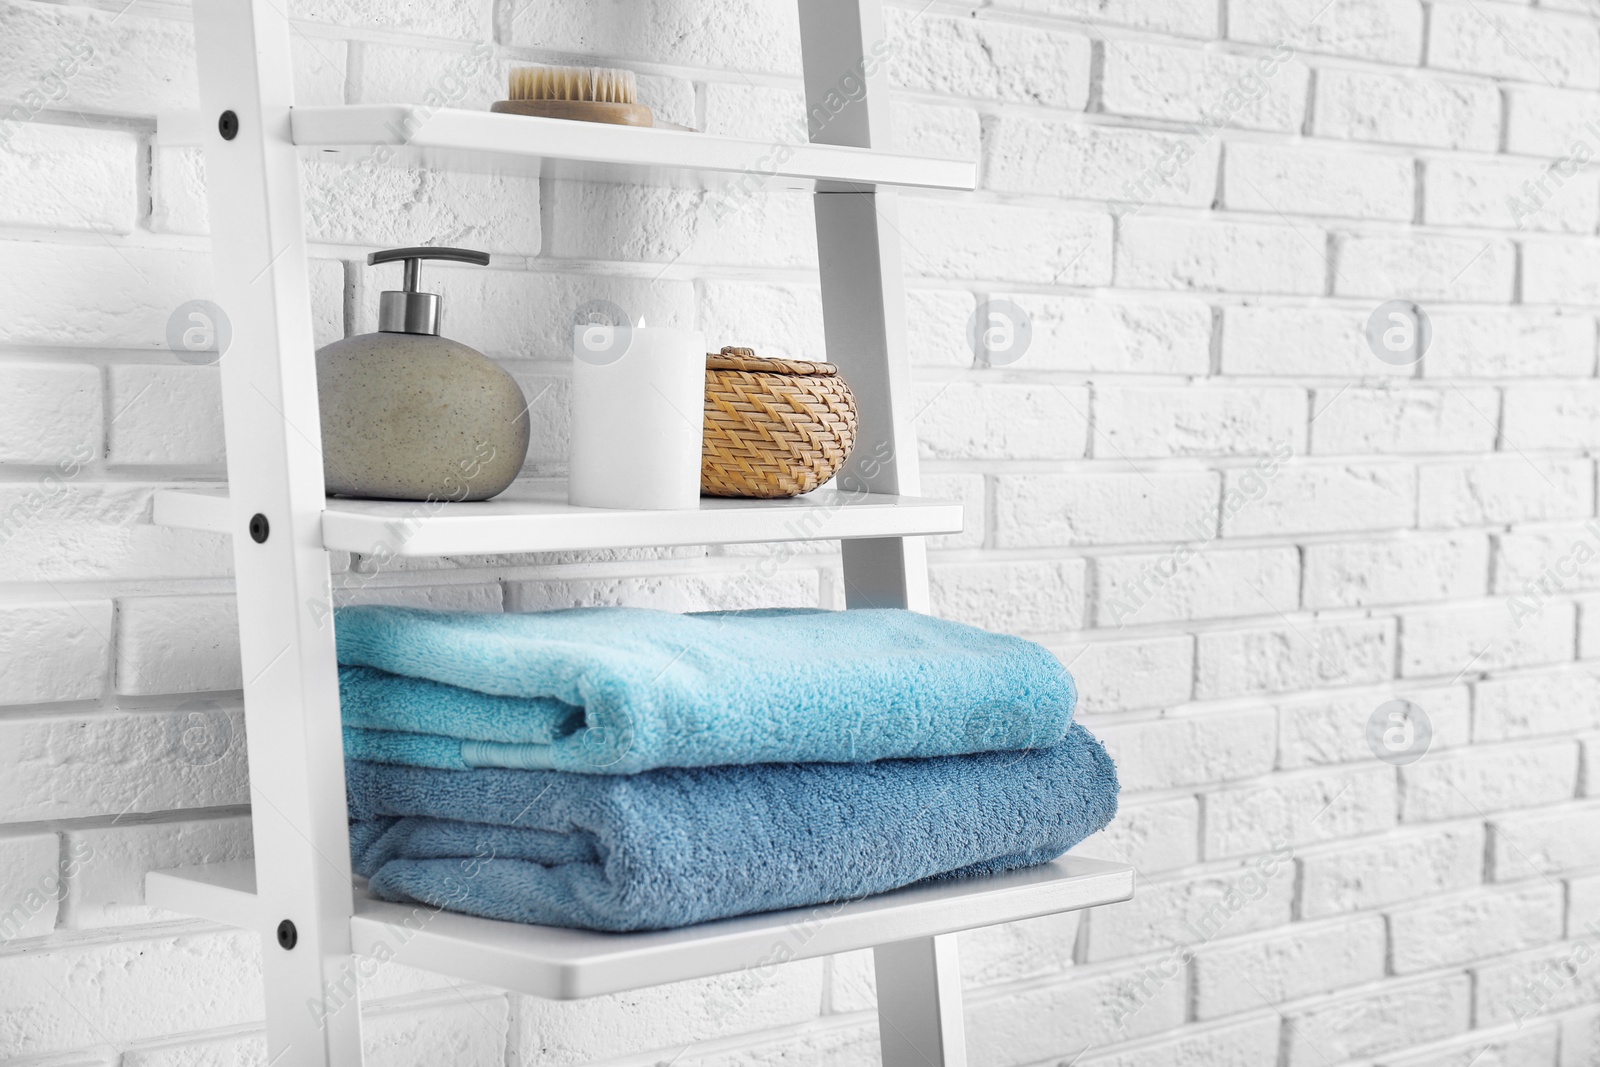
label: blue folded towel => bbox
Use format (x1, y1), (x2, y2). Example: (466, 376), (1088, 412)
(347, 722), (1118, 931)
(336, 605), (1076, 775)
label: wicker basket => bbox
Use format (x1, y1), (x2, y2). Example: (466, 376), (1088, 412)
(701, 346), (858, 499)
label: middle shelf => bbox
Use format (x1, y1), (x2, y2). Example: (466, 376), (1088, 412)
(153, 484), (962, 556)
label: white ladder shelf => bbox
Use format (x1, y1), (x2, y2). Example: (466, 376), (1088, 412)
(148, 2), (1133, 1064)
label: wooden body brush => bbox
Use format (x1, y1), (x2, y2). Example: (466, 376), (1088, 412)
(491, 65), (654, 127)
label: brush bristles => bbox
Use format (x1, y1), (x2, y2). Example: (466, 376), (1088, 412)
(508, 65), (638, 104)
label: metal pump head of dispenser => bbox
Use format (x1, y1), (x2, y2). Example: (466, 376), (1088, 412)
(371, 246), (492, 336)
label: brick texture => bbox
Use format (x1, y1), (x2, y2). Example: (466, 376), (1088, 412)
(5, 0), (1600, 1061)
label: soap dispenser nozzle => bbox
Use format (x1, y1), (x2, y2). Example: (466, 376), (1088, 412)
(371, 246), (491, 336)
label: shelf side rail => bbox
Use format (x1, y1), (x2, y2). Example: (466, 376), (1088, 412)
(799, 1), (963, 1063)
(192, 1), (363, 1063)
(799, 0), (931, 616)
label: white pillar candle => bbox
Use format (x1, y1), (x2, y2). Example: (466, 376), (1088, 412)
(568, 319), (706, 510)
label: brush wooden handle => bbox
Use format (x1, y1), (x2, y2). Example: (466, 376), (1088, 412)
(490, 99), (654, 127)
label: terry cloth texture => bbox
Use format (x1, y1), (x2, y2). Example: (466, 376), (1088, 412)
(347, 722), (1119, 932)
(336, 605), (1077, 775)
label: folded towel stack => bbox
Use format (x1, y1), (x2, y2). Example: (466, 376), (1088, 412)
(338, 605), (1118, 932)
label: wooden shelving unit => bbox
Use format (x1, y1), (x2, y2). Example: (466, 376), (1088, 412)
(146, 3), (1132, 1064)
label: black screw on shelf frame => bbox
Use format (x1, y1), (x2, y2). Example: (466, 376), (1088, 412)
(218, 110), (239, 140)
(276, 919), (298, 950)
(249, 513), (270, 543)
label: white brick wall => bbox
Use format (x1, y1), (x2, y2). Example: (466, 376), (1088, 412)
(4, 0), (1600, 1061)
(1427, 2), (1600, 88)
(1311, 67), (1499, 149)
(1224, 140), (1414, 221)
(1191, 914), (1386, 1019)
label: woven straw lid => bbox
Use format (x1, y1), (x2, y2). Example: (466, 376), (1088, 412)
(706, 347), (839, 377)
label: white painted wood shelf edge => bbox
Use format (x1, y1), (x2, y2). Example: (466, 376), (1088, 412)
(156, 106), (978, 190)
(151, 486), (963, 555)
(147, 857), (1133, 1000)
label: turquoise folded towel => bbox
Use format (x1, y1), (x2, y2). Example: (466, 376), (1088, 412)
(336, 605), (1076, 775)
(348, 723), (1118, 931)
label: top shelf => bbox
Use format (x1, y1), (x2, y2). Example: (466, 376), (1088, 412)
(161, 106), (977, 191)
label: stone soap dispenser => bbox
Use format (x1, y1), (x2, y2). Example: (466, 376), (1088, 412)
(316, 247), (530, 501)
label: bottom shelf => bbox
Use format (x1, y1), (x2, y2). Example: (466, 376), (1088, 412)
(147, 857), (1132, 999)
